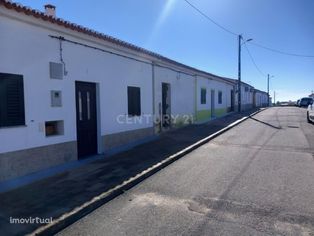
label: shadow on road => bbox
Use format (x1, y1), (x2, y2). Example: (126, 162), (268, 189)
(249, 116), (282, 129)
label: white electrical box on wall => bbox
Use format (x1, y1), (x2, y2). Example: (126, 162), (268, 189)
(51, 90), (62, 107)
(49, 62), (63, 79)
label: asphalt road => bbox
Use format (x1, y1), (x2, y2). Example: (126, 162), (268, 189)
(58, 107), (314, 236)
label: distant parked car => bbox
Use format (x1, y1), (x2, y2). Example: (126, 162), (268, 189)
(299, 97), (313, 107)
(307, 99), (314, 123)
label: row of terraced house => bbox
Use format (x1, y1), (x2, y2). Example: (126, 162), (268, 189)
(0, 1), (269, 182)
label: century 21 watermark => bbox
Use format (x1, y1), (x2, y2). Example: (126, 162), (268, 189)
(116, 114), (194, 125)
(10, 217), (53, 224)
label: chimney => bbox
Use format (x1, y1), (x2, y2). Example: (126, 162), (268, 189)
(44, 4), (56, 17)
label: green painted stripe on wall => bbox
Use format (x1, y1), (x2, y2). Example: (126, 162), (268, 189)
(215, 108), (227, 117)
(196, 110), (211, 121)
(196, 108), (228, 121)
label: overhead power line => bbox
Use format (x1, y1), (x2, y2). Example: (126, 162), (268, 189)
(243, 43), (266, 77)
(249, 42), (314, 58)
(183, 0), (267, 79)
(183, 0), (237, 36)
(183, 0), (314, 59)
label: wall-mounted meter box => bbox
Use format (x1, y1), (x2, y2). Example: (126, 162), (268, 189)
(49, 62), (63, 80)
(51, 90), (62, 107)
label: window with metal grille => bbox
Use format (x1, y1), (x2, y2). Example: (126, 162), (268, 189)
(218, 91), (223, 104)
(201, 88), (206, 104)
(127, 86), (141, 116)
(0, 73), (25, 127)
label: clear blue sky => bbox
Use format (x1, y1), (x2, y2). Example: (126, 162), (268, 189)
(17, 0), (314, 101)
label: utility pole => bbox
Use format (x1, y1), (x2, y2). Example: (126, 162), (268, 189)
(267, 74), (270, 106)
(267, 74), (274, 106)
(237, 35), (252, 112)
(238, 35), (242, 112)
(274, 91), (276, 105)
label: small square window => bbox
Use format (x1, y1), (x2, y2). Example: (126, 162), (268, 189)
(45, 120), (64, 136)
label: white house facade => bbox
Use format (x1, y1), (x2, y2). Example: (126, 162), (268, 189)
(0, 2), (155, 181)
(254, 89), (269, 108)
(0, 1), (268, 182)
(195, 75), (235, 122)
(153, 66), (195, 132)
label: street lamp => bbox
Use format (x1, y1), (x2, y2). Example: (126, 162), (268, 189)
(238, 35), (252, 112)
(267, 74), (274, 106)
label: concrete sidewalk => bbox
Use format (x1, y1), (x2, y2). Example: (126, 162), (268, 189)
(0, 110), (260, 236)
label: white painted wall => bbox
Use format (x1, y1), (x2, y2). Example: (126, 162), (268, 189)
(0, 7), (261, 156)
(196, 76), (233, 111)
(234, 84), (269, 109)
(154, 66), (195, 121)
(241, 84), (254, 106)
(234, 83), (255, 111)
(196, 76), (211, 111)
(0, 13), (153, 153)
(254, 91), (268, 107)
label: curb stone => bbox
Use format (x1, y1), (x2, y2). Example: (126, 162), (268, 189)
(30, 108), (266, 236)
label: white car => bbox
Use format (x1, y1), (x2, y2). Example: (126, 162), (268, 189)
(307, 99), (314, 123)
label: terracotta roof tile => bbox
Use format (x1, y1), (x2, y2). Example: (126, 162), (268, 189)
(0, 0), (238, 84)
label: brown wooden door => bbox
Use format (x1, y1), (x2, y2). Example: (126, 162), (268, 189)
(75, 81), (97, 159)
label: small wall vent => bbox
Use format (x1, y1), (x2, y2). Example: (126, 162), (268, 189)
(49, 62), (63, 80)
